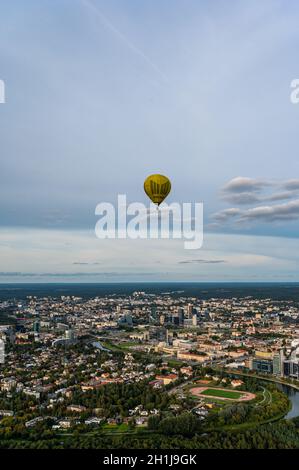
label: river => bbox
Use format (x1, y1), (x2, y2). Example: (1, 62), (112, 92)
(276, 383), (299, 419)
(91, 341), (110, 352)
(227, 371), (299, 420)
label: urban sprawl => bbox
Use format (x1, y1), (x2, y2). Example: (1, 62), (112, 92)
(0, 291), (298, 439)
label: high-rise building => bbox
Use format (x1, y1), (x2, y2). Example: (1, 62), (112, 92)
(166, 329), (173, 346)
(143, 331), (150, 341)
(186, 303), (194, 319)
(283, 360), (299, 379)
(273, 350), (284, 376)
(0, 325), (15, 343)
(151, 306), (157, 320)
(65, 329), (75, 341)
(204, 310), (211, 321)
(33, 320), (40, 334)
(177, 308), (184, 325)
(149, 306), (158, 324)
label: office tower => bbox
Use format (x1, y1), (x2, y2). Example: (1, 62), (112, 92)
(177, 307), (184, 325)
(204, 310), (211, 321)
(143, 331), (150, 341)
(273, 350), (284, 376)
(33, 320), (40, 334)
(166, 329), (173, 346)
(272, 353), (281, 376)
(149, 306), (158, 324)
(151, 306), (157, 320)
(186, 303), (194, 319)
(192, 313), (198, 327)
(283, 354), (299, 379)
(65, 329), (75, 341)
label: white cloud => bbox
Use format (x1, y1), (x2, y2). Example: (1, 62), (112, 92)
(283, 179), (299, 191)
(212, 208), (242, 222)
(213, 198), (299, 225)
(214, 176), (299, 226)
(222, 177), (269, 194)
(240, 199), (299, 222)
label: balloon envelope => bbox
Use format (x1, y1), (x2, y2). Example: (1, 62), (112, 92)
(144, 174), (171, 206)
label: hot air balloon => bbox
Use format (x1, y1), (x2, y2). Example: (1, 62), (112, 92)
(144, 174), (171, 206)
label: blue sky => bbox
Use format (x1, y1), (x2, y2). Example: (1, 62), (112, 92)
(1, 0), (299, 282)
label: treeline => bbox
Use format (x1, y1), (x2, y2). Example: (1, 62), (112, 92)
(148, 413), (202, 436)
(1, 421), (299, 449)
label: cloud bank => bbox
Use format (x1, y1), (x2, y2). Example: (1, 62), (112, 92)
(212, 177), (299, 226)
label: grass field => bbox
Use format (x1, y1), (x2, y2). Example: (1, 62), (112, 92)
(117, 341), (140, 349)
(102, 423), (129, 433)
(100, 340), (140, 351)
(200, 388), (243, 399)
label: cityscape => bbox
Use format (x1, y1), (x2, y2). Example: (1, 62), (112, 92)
(1, 284), (299, 448)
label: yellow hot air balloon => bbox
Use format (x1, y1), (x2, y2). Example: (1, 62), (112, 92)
(144, 174), (171, 206)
